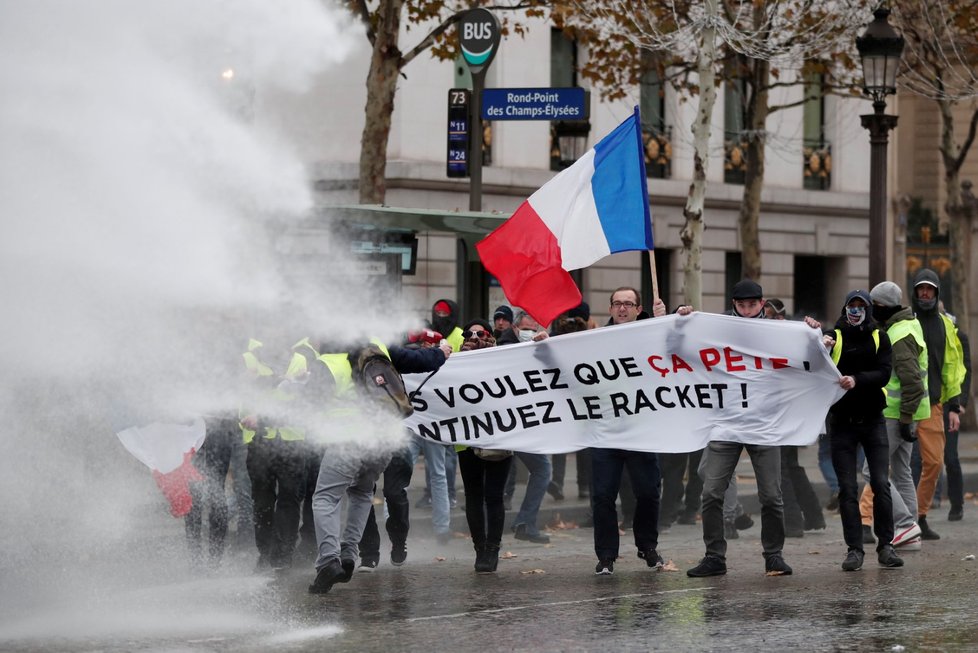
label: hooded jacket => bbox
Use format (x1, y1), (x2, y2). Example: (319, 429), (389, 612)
(880, 306), (928, 423)
(429, 299), (465, 352)
(911, 269), (965, 408)
(829, 290), (892, 420)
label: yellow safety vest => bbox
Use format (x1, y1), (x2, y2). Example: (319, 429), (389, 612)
(882, 319), (930, 421)
(939, 313), (966, 404)
(446, 327), (464, 353)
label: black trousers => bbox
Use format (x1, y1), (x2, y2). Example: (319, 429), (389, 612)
(458, 448), (513, 548)
(359, 450), (414, 562)
(551, 450), (592, 495)
(246, 436), (305, 567)
(830, 416), (893, 552)
(658, 449), (704, 524)
(591, 448), (660, 560)
(781, 446), (824, 532)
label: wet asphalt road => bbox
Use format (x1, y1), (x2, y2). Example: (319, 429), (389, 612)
(2, 506), (977, 652)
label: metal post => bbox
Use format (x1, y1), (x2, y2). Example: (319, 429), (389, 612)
(469, 70), (486, 212)
(860, 100), (898, 288)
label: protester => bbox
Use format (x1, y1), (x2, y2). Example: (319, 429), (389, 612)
(454, 320), (515, 573)
(686, 279), (799, 577)
(941, 307), (971, 521)
(548, 304), (592, 503)
(357, 337), (451, 570)
(492, 305), (519, 346)
(592, 286), (667, 575)
(493, 313), (553, 544)
(825, 290), (903, 571)
(858, 281), (927, 552)
(909, 269), (966, 540)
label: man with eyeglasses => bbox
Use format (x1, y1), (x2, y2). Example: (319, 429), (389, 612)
(592, 287), (668, 575)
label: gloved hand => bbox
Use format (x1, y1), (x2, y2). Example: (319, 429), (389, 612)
(898, 422), (916, 442)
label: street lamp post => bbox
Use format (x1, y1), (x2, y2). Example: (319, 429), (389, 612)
(856, 6), (904, 288)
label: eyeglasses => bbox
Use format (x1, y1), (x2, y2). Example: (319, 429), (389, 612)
(462, 329), (491, 340)
(611, 301), (638, 309)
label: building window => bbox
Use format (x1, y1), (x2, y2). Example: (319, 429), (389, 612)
(803, 74), (830, 190)
(550, 28), (589, 171)
(793, 255), (828, 321)
(724, 251), (743, 306)
(640, 67), (671, 179)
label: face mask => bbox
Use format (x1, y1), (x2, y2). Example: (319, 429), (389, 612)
(917, 297), (937, 311)
(518, 329), (536, 342)
(846, 305), (866, 326)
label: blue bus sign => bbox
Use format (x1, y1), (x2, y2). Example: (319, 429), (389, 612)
(481, 87), (588, 121)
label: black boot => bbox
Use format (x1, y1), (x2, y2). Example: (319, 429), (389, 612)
(473, 542), (487, 572)
(478, 543), (500, 573)
(919, 515), (941, 540)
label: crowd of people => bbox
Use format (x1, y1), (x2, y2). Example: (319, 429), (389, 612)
(182, 267), (970, 594)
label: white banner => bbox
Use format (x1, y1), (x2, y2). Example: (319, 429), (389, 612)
(404, 313), (845, 454)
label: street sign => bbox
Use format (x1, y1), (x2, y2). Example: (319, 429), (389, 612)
(447, 88), (470, 178)
(481, 87), (589, 121)
(458, 8), (500, 73)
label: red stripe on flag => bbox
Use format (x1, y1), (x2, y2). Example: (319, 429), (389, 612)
(152, 449), (203, 518)
(476, 201), (582, 326)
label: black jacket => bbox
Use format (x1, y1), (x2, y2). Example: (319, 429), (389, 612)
(829, 290), (892, 420)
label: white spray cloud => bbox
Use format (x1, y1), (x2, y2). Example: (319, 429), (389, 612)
(0, 0), (422, 592)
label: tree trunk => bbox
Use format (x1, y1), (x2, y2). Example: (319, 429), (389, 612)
(738, 57), (769, 282)
(938, 99), (971, 338)
(358, 0), (405, 205)
(681, 0), (718, 310)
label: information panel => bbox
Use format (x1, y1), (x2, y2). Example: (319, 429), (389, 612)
(447, 88), (470, 178)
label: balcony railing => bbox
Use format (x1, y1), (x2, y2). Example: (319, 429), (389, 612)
(642, 126), (672, 179)
(803, 139), (831, 190)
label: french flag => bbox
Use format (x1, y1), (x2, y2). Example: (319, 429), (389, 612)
(476, 108), (653, 326)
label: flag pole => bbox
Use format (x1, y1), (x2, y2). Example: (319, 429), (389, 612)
(648, 250), (660, 305)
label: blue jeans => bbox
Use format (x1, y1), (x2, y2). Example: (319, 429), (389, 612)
(591, 448), (660, 560)
(408, 436), (451, 536)
(512, 452), (551, 536)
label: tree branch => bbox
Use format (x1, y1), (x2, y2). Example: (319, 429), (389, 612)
(953, 106), (978, 174)
(349, 0), (375, 46)
(400, 11), (464, 68)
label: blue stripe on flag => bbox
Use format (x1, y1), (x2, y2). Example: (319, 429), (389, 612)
(591, 110), (654, 253)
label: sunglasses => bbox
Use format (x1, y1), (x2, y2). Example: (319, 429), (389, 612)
(462, 329), (491, 339)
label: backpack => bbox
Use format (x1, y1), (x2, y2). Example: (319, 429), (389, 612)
(350, 345), (414, 418)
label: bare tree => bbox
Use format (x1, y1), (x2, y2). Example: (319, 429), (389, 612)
(564, 0), (869, 307)
(347, 0), (544, 205)
(891, 0), (978, 340)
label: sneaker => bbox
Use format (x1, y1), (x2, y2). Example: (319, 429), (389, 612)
(841, 549), (864, 571)
(309, 559), (346, 594)
(891, 523), (922, 547)
(677, 512), (699, 525)
(899, 536), (922, 551)
(804, 514), (827, 531)
(514, 523), (550, 544)
(724, 521), (739, 540)
(390, 543), (407, 566)
(785, 527), (805, 538)
(687, 556), (727, 577)
(358, 558), (379, 573)
(414, 495), (431, 509)
(449, 497), (458, 509)
(638, 548), (665, 569)
(595, 559), (615, 575)
(918, 515), (940, 540)
(734, 514), (755, 530)
(862, 524), (876, 544)
(764, 554), (792, 576)
(340, 558), (356, 581)
(877, 544), (904, 568)
(949, 505), (964, 522)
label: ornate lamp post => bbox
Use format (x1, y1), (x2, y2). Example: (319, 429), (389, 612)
(856, 5), (904, 287)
